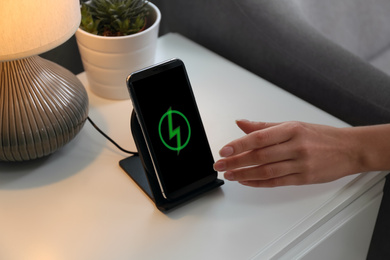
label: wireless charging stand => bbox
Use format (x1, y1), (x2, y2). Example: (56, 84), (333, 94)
(119, 110), (224, 212)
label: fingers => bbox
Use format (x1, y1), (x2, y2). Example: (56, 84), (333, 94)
(215, 120), (354, 188)
(224, 160), (318, 188)
(238, 174), (303, 188)
(224, 160), (311, 188)
(235, 120), (278, 134)
(215, 141), (295, 172)
(214, 120), (314, 188)
(218, 121), (292, 158)
(224, 160), (300, 182)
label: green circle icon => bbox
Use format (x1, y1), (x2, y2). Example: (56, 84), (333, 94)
(158, 108), (191, 153)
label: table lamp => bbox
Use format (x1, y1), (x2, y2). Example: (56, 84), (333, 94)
(0, 0), (89, 161)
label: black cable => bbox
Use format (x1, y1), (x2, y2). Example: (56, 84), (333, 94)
(87, 116), (138, 156)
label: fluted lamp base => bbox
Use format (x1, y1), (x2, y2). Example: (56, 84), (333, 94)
(0, 56), (89, 161)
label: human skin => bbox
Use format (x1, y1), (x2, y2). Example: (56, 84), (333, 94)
(213, 119), (390, 188)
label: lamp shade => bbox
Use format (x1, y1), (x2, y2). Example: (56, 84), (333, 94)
(0, 0), (81, 61)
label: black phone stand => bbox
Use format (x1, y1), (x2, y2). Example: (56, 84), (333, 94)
(119, 110), (224, 212)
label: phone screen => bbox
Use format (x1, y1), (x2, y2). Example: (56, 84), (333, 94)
(127, 59), (217, 200)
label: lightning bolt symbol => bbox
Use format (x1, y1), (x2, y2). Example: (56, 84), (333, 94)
(167, 107), (182, 155)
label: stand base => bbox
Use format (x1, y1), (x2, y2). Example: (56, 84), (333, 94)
(120, 155), (224, 211)
(119, 110), (224, 211)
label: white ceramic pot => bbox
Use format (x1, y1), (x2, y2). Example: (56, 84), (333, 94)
(75, 2), (161, 100)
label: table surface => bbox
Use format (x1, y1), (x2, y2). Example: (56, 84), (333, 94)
(0, 33), (386, 260)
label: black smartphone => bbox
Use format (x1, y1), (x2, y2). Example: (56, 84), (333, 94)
(126, 59), (217, 200)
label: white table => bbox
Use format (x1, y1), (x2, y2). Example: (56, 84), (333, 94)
(0, 33), (387, 260)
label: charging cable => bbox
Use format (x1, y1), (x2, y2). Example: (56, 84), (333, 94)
(87, 117), (138, 156)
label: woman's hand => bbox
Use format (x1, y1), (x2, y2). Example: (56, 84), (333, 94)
(213, 120), (362, 187)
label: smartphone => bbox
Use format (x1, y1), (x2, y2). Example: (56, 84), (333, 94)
(126, 59), (217, 200)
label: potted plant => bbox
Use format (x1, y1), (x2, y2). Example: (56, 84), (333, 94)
(75, 0), (161, 100)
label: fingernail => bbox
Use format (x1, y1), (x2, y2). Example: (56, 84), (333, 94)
(236, 119), (250, 123)
(224, 171), (234, 181)
(219, 146), (234, 157)
(213, 161), (226, 171)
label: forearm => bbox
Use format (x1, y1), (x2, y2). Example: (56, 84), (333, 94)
(349, 124), (390, 172)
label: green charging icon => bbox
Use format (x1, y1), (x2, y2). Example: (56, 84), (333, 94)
(158, 107), (191, 154)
